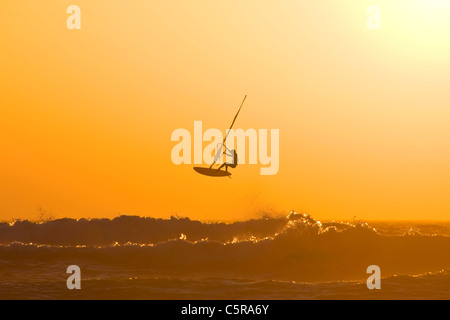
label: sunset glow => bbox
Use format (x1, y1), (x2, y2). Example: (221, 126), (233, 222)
(1, 1), (450, 222)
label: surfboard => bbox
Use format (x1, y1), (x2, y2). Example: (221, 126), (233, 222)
(193, 167), (232, 177)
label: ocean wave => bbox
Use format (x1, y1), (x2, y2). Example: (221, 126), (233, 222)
(0, 212), (372, 246)
(2, 269), (449, 300)
(1, 212), (450, 283)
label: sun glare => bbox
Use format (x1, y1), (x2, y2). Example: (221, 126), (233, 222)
(421, 0), (450, 9)
(376, 0), (450, 63)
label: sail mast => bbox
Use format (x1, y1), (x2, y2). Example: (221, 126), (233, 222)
(210, 95), (247, 168)
(223, 95), (247, 145)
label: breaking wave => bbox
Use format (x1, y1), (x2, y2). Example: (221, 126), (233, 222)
(1, 212), (450, 284)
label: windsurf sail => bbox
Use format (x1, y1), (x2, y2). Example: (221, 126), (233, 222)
(209, 95), (247, 169)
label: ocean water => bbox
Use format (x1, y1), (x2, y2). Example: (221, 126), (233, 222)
(1, 212), (449, 300)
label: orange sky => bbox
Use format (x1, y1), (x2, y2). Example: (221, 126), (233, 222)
(1, 0), (450, 221)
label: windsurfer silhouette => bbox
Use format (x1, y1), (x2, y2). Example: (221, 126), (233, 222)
(218, 146), (238, 172)
(193, 95), (246, 177)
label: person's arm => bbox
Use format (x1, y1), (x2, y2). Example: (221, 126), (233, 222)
(223, 145), (233, 157)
